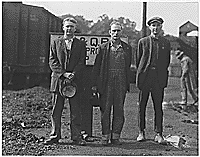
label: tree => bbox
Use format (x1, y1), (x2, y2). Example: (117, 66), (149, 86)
(59, 13), (140, 42)
(89, 14), (113, 35)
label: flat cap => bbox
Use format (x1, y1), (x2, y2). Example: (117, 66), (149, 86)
(147, 17), (164, 26)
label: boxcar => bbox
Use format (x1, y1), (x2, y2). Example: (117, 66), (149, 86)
(3, 2), (62, 88)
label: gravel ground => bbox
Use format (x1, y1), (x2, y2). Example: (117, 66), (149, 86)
(2, 77), (198, 156)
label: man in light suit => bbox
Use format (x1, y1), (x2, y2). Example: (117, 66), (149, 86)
(92, 21), (132, 145)
(175, 49), (198, 105)
(45, 17), (87, 145)
(136, 17), (171, 144)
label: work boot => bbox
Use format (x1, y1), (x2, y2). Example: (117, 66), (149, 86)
(71, 139), (86, 146)
(101, 139), (110, 146)
(71, 134), (86, 146)
(44, 137), (60, 145)
(111, 139), (122, 145)
(101, 134), (111, 146)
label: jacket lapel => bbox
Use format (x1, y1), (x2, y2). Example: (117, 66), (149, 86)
(59, 37), (78, 69)
(149, 36), (152, 57)
(158, 37), (165, 56)
(121, 40), (129, 53)
(70, 38), (78, 57)
(104, 41), (111, 63)
(147, 36), (152, 66)
(106, 40), (111, 53)
(58, 37), (67, 67)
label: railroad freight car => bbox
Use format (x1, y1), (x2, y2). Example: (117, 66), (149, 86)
(3, 2), (63, 89)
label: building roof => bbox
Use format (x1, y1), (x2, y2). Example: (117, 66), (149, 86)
(179, 21), (198, 34)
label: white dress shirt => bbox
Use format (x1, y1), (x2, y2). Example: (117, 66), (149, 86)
(65, 38), (74, 50)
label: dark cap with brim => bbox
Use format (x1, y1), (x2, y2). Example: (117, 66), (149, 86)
(147, 17), (164, 26)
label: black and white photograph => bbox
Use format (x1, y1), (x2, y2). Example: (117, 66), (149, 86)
(2, 0), (199, 155)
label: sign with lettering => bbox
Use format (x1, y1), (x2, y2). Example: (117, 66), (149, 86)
(50, 33), (128, 65)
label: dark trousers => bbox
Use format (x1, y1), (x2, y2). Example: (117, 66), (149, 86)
(80, 86), (93, 136)
(51, 91), (82, 140)
(79, 66), (94, 136)
(138, 69), (164, 134)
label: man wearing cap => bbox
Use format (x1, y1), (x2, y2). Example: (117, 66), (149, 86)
(92, 21), (132, 145)
(45, 17), (87, 145)
(175, 49), (198, 105)
(136, 17), (171, 144)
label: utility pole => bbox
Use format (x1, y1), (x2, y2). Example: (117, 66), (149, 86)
(142, 2), (147, 37)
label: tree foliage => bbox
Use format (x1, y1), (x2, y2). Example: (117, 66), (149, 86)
(60, 14), (93, 33)
(59, 14), (140, 40)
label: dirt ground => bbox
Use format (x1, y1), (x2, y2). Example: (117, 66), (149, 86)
(2, 77), (198, 156)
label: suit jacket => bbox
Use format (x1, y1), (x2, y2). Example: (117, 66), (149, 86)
(92, 40), (132, 94)
(49, 36), (86, 92)
(136, 36), (171, 90)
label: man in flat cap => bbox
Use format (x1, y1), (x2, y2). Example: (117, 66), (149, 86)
(135, 17), (171, 144)
(45, 17), (87, 145)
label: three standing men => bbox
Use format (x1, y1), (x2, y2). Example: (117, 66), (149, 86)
(45, 17), (87, 145)
(46, 16), (172, 146)
(92, 21), (132, 145)
(136, 17), (171, 143)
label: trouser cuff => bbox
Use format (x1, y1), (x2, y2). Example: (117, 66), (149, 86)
(102, 134), (111, 140)
(112, 133), (120, 140)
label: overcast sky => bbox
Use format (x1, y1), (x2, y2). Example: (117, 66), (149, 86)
(23, 0), (199, 36)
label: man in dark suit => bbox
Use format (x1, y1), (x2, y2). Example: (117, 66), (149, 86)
(44, 17), (87, 145)
(136, 17), (171, 144)
(92, 21), (132, 145)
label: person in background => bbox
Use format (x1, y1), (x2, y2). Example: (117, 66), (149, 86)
(92, 21), (132, 146)
(135, 17), (171, 144)
(45, 17), (87, 145)
(175, 49), (198, 105)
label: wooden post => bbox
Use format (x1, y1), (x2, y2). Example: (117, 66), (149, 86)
(142, 2), (147, 37)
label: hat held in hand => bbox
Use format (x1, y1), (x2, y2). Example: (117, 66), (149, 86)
(59, 78), (77, 98)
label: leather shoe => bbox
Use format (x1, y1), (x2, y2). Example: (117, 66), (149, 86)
(111, 139), (122, 145)
(85, 136), (95, 142)
(154, 134), (166, 144)
(101, 140), (110, 146)
(44, 138), (59, 145)
(136, 132), (145, 142)
(72, 139), (86, 146)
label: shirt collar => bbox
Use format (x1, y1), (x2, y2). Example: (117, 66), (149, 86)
(110, 40), (122, 48)
(64, 36), (75, 42)
(150, 35), (159, 40)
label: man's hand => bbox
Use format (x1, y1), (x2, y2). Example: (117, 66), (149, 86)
(63, 72), (75, 80)
(91, 86), (97, 92)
